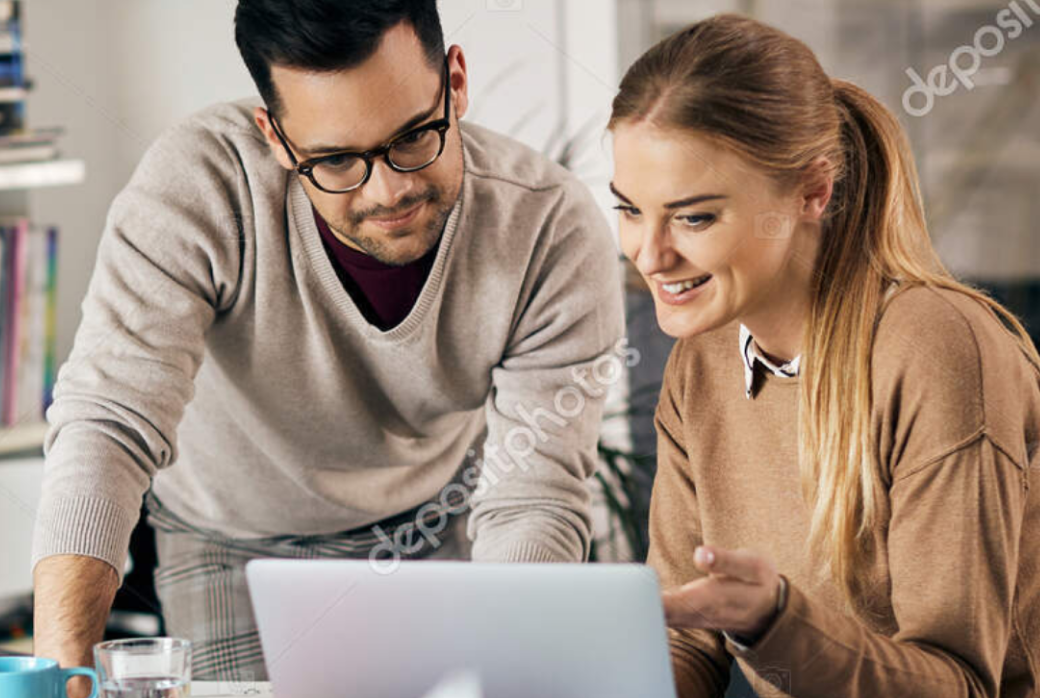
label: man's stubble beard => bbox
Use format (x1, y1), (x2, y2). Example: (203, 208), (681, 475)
(334, 189), (446, 266)
(329, 141), (464, 267)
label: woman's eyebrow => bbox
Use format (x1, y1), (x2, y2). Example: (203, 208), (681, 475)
(662, 193), (728, 209)
(610, 182), (727, 208)
(609, 182), (634, 204)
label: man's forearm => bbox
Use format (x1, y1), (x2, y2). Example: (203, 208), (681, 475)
(33, 554), (119, 667)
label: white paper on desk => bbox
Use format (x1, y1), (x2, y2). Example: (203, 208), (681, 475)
(420, 670), (484, 698)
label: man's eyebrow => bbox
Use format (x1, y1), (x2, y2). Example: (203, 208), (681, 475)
(300, 103), (439, 156)
(609, 182), (727, 209)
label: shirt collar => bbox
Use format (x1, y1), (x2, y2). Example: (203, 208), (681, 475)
(738, 324), (801, 399)
(735, 282), (900, 399)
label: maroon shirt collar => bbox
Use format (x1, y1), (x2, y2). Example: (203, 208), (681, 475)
(312, 207), (440, 330)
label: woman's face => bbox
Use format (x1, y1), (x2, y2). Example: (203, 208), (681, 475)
(612, 122), (819, 340)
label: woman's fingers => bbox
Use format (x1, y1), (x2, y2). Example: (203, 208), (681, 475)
(662, 578), (711, 628)
(662, 575), (763, 631)
(665, 546), (782, 635)
(694, 545), (773, 584)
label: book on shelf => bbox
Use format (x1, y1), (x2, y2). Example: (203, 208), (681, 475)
(0, 51), (22, 78)
(0, 35), (22, 56)
(0, 218), (58, 427)
(0, 223), (9, 417)
(0, 1), (19, 32)
(0, 85), (25, 103)
(0, 126), (64, 165)
(0, 0), (26, 136)
(0, 0), (21, 56)
(0, 143), (57, 164)
(0, 101), (23, 135)
(0, 126), (63, 147)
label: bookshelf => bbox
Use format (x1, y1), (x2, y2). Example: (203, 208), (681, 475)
(0, 420), (45, 456)
(0, 158), (84, 190)
(0, 0), (83, 458)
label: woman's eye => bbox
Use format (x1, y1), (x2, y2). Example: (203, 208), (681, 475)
(613, 204), (641, 220)
(675, 213), (716, 229)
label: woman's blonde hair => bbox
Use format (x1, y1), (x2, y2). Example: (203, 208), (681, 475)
(609, 14), (1040, 614)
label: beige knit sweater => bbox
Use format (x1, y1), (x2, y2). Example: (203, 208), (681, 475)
(31, 98), (625, 578)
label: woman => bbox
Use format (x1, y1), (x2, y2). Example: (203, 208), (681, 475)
(609, 14), (1040, 698)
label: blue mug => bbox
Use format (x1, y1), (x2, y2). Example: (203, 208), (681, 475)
(0, 656), (98, 698)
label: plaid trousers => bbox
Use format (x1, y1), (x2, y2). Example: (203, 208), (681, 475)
(145, 484), (472, 682)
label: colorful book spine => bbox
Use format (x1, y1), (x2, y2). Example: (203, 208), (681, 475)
(0, 0), (24, 135)
(43, 226), (58, 410)
(0, 226), (8, 412)
(17, 224), (46, 423)
(0, 218), (58, 427)
(1, 218), (27, 424)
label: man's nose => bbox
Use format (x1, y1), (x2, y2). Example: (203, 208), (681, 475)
(361, 157), (416, 211)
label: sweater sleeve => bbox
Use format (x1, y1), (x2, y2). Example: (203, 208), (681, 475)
(647, 342), (732, 698)
(467, 178), (626, 564)
(31, 122), (245, 581)
(724, 433), (1027, 698)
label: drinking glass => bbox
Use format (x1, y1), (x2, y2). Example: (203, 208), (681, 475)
(93, 638), (191, 698)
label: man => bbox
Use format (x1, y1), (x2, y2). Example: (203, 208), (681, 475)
(31, 0), (624, 684)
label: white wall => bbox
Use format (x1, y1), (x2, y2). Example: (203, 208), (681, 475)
(442, 0), (618, 218)
(25, 0), (256, 365)
(0, 456), (44, 600)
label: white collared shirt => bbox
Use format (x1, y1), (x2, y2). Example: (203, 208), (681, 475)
(738, 283), (900, 399)
(739, 324), (800, 399)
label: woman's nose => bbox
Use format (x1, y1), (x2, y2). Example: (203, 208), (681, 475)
(634, 224), (678, 278)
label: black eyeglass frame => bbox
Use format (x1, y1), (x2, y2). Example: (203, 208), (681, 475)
(268, 56), (452, 194)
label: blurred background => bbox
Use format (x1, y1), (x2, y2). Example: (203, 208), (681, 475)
(0, 0), (1036, 677)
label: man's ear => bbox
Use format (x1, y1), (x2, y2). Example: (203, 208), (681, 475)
(253, 106), (295, 171)
(447, 44), (469, 121)
(800, 156), (834, 221)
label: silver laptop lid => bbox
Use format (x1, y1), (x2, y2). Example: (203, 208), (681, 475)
(246, 560), (676, 698)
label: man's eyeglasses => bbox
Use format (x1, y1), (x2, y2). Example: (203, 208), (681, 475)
(268, 57), (451, 194)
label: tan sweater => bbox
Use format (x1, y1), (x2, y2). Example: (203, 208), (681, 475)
(649, 285), (1040, 698)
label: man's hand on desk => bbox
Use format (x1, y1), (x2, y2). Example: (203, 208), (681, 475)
(33, 554), (120, 698)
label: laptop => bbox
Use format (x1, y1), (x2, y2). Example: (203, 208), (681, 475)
(246, 560), (677, 698)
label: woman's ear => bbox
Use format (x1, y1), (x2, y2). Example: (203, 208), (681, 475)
(801, 156), (835, 221)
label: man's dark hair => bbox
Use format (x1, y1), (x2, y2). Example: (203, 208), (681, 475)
(234, 0), (445, 118)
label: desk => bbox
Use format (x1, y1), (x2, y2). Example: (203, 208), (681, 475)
(192, 682), (274, 697)
(192, 671), (481, 697)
